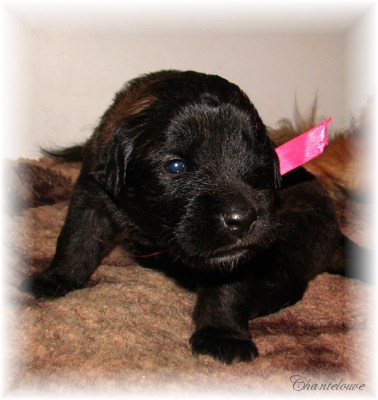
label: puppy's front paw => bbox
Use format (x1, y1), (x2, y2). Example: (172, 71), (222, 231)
(20, 270), (73, 299)
(190, 327), (258, 364)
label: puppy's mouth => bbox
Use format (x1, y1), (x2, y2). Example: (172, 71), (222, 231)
(201, 246), (252, 267)
(207, 249), (249, 266)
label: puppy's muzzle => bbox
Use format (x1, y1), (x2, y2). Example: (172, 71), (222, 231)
(220, 202), (257, 239)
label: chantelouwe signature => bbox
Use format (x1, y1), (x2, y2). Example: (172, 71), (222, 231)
(290, 375), (366, 391)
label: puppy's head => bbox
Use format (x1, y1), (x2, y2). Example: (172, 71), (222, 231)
(93, 71), (281, 270)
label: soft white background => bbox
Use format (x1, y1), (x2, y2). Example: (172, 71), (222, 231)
(0, 0), (376, 159)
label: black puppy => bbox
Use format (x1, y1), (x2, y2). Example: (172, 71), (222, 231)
(23, 70), (345, 363)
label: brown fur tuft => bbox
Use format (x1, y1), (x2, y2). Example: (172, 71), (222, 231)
(94, 71), (176, 149)
(269, 102), (371, 200)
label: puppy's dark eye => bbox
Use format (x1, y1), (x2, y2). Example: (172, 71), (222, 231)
(164, 159), (186, 174)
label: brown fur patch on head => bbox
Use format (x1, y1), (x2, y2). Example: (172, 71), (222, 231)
(93, 71), (176, 149)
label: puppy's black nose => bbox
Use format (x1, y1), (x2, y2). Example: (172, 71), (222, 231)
(221, 206), (257, 238)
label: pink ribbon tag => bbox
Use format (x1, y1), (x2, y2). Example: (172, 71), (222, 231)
(275, 118), (331, 175)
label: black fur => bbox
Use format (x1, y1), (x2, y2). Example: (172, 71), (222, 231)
(41, 144), (84, 162)
(22, 70), (346, 363)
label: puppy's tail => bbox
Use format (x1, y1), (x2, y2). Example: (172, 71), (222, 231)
(41, 144), (85, 162)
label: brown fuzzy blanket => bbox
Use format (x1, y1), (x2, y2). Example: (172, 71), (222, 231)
(3, 155), (373, 396)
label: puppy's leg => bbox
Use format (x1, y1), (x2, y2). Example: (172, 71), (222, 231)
(22, 179), (120, 298)
(190, 281), (258, 364)
(190, 269), (307, 364)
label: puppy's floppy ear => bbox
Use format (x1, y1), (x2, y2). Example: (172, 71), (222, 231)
(265, 136), (282, 190)
(272, 150), (282, 190)
(94, 123), (137, 199)
(262, 131), (282, 190)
